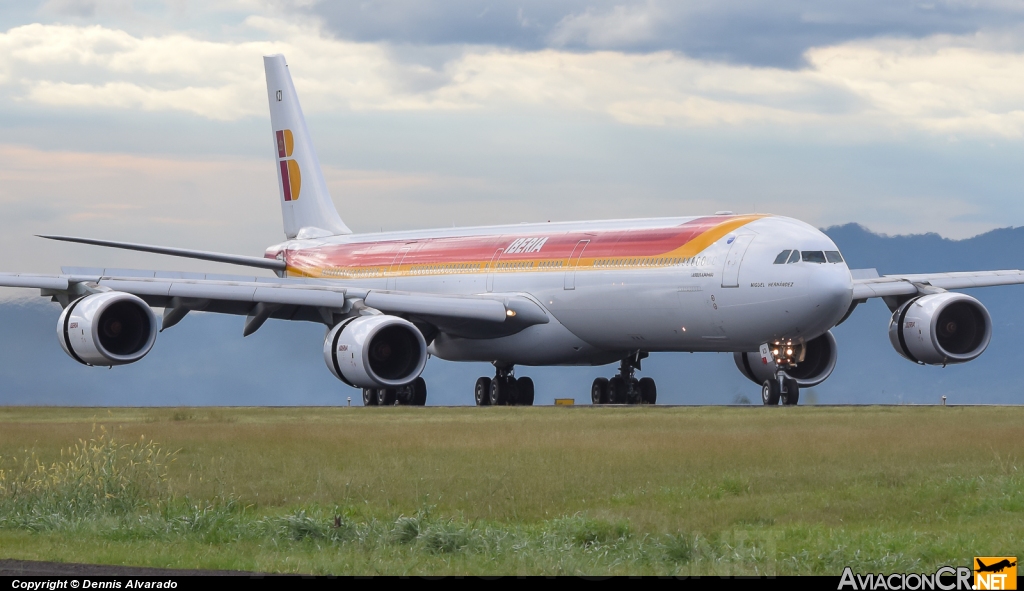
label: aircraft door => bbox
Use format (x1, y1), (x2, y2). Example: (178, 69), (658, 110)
(486, 248), (503, 292)
(387, 247), (410, 290)
(721, 234), (755, 288)
(564, 240), (590, 290)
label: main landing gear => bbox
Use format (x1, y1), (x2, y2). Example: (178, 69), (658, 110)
(591, 353), (656, 405)
(761, 375), (799, 406)
(362, 377), (427, 406)
(474, 363), (535, 406)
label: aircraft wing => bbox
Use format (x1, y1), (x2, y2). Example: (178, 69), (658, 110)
(0, 268), (547, 339)
(852, 269), (1024, 300)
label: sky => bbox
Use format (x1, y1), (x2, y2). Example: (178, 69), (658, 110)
(2, 0), (1024, 284)
(2, 1), (1024, 404)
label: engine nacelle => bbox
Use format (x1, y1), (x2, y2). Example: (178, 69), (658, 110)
(888, 293), (991, 365)
(323, 315), (427, 388)
(57, 292), (158, 366)
(735, 330), (838, 387)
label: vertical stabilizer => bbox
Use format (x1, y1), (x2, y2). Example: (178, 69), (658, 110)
(264, 55), (351, 239)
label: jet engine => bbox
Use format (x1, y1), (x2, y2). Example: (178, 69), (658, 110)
(57, 292), (158, 366)
(323, 315), (427, 388)
(888, 293), (991, 365)
(734, 330), (838, 387)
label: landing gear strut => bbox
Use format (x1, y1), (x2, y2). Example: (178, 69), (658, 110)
(592, 352), (656, 405)
(761, 375), (799, 406)
(362, 377), (428, 406)
(474, 363), (535, 406)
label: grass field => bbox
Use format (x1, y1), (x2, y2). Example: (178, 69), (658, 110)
(0, 405), (1020, 575)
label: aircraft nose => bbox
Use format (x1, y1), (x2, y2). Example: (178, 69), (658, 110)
(811, 264), (854, 330)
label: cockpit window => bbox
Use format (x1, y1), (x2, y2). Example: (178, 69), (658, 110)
(787, 250), (800, 264)
(801, 251), (826, 263)
(774, 250), (792, 264)
(825, 251), (844, 263)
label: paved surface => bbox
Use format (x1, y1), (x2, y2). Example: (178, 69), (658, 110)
(0, 559), (266, 576)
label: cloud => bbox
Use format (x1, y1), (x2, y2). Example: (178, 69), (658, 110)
(4, 18), (1024, 136)
(807, 37), (1024, 135)
(308, 0), (1024, 68)
(548, 2), (663, 48)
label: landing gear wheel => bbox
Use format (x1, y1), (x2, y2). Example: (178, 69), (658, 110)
(639, 377), (657, 404)
(516, 377), (535, 406)
(409, 377), (427, 406)
(475, 377), (492, 406)
(377, 387), (397, 406)
(591, 377), (609, 405)
(608, 376), (626, 404)
(362, 388), (378, 406)
(490, 377), (516, 406)
(761, 380), (780, 406)
(781, 378), (799, 406)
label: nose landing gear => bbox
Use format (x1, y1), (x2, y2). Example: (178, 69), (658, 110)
(474, 363), (535, 406)
(592, 353), (656, 405)
(761, 375), (799, 406)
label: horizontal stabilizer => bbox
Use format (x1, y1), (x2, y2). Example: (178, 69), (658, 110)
(40, 235), (286, 272)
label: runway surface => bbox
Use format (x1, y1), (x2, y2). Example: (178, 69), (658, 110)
(0, 559), (262, 576)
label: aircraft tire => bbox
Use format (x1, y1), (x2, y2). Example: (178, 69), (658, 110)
(781, 379), (799, 406)
(362, 388), (378, 406)
(516, 377), (535, 406)
(639, 377), (657, 404)
(377, 387), (397, 406)
(490, 378), (510, 406)
(475, 377), (492, 406)
(591, 377), (609, 405)
(761, 380), (780, 406)
(608, 376), (627, 404)
(410, 377), (428, 406)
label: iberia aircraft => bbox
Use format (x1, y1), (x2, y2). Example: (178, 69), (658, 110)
(4, 55), (1024, 406)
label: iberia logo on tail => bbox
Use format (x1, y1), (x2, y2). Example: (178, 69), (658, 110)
(276, 129), (301, 201)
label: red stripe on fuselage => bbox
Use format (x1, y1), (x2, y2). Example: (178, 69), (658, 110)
(284, 215), (749, 273)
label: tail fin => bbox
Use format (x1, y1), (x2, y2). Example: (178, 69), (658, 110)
(264, 54), (351, 239)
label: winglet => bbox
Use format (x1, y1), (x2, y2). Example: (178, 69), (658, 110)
(264, 54), (352, 239)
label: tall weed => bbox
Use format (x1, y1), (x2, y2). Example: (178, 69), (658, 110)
(0, 430), (174, 529)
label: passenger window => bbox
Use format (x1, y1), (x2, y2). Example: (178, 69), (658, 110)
(825, 251), (844, 263)
(787, 250), (800, 264)
(774, 250), (792, 264)
(801, 251), (826, 263)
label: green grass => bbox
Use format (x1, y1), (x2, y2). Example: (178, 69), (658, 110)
(0, 405), (1020, 575)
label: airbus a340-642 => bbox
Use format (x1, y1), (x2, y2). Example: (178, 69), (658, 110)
(3, 55), (1023, 406)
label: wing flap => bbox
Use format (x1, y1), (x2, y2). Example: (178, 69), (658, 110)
(364, 291), (507, 323)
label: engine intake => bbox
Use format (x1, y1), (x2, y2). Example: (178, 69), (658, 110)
(57, 292), (158, 366)
(324, 315), (427, 388)
(735, 330), (838, 387)
(888, 293), (991, 365)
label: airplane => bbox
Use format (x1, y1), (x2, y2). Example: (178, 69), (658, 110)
(976, 559), (1016, 573)
(3, 54), (1024, 407)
